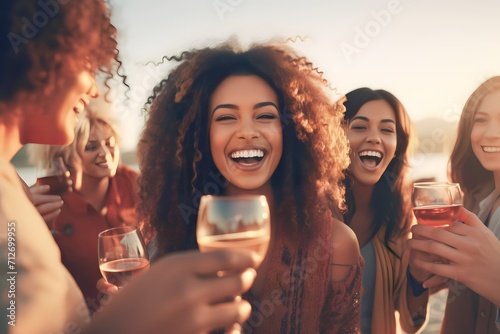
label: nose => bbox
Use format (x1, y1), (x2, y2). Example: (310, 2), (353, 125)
(237, 119), (260, 140)
(485, 120), (500, 138)
(365, 131), (381, 145)
(96, 142), (111, 157)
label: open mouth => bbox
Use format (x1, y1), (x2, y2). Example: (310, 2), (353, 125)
(95, 162), (109, 168)
(73, 100), (85, 115)
(359, 150), (383, 167)
(74, 98), (89, 115)
(482, 146), (500, 153)
(230, 149), (265, 165)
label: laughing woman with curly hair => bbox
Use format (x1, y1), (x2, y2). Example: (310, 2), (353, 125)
(1, 1), (260, 333)
(138, 39), (364, 333)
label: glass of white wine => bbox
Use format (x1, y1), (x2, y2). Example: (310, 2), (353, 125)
(196, 195), (271, 333)
(98, 226), (150, 288)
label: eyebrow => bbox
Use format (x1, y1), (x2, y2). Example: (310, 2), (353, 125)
(351, 115), (396, 124)
(212, 101), (279, 114)
(87, 136), (114, 143)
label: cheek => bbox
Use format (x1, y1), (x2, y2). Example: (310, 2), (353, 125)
(81, 153), (94, 167)
(386, 137), (398, 156)
(209, 131), (226, 165)
(346, 135), (359, 153)
(266, 128), (283, 159)
(470, 128), (479, 145)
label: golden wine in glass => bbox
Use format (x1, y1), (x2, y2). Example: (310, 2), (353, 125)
(196, 195), (271, 333)
(98, 226), (150, 288)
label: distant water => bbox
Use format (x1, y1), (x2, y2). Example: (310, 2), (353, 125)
(410, 153), (449, 182)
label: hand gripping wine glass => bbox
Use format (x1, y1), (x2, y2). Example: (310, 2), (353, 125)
(98, 226), (150, 288)
(196, 195), (271, 333)
(412, 181), (463, 227)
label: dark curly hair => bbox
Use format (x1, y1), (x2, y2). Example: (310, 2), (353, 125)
(450, 76), (500, 210)
(137, 39), (350, 254)
(343, 88), (414, 256)
(0, 0), (123, 105)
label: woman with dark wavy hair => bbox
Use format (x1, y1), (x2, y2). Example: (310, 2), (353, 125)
(342, 88), (429, 333)
(0, 1), (259, 333)
(409, 76), (500, 333)
(138, 39), (363, 333)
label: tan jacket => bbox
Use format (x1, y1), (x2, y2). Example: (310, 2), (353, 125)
(370, 228), (428, 334)
(0, 159), (89, 333)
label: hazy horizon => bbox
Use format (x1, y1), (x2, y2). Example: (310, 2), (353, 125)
(107, 0), (500, 153)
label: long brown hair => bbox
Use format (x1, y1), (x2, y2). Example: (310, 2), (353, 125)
(343, 88), (415, 255)
(450, 76), (500, 209)
(138, 39), (350, 254)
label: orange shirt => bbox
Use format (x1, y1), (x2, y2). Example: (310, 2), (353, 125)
(50, 165), (140, 313)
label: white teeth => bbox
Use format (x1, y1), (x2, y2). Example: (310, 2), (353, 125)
(483, 146), (500, 153)
(359, 151), (382, 158)
(230, 150), (264, 159)
(74, 100), (84, 114)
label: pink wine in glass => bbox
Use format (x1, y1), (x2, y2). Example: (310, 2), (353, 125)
(36, 175), (69, 196)
(413, 204), (462, 227)
(99, 258), (150, 288)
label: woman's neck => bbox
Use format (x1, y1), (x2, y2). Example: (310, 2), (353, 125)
(493, 172), (500, 195)
(77, 175), (110, 211)
(351, 180), (374, 211)
(349, 180), (375, 246)
(224, 182), (275, 209)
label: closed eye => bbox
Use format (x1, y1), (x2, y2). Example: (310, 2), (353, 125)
(381, 127), (395, 133)
(215, 115), (236, 122)
(257, 113), (279, 120)
(85, 144), (97, 151)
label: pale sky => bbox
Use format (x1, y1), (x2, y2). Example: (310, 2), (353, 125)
(108, 0), (500, 151)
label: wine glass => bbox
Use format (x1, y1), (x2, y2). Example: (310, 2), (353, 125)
(196, 195), (271, 333)
(98, 226), (150, 288)
(35, 156), (71, 196)
(412, 181), (463, 227)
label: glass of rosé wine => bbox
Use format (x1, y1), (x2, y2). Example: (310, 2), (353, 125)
(412, 181), (463, 227)
(35, 156), (71, 196)
(98, 226), (150, 288)
(196, 195), (271, 333)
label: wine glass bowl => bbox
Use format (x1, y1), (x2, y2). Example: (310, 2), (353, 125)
(196, 195), (271, 267)
(98, 226), (150, 288)
(412, 181), (463, 227)
(35, 157), (71, 196)
(196, 195), (271, 334)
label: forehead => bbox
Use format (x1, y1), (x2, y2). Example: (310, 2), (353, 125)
(476, 90), (500, 115)
(88, 122), (114, 140)
(210, 75), (278, 107)
(355, 99), (395, 121)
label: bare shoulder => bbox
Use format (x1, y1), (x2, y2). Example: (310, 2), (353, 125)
(330, 218), (361, 281)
